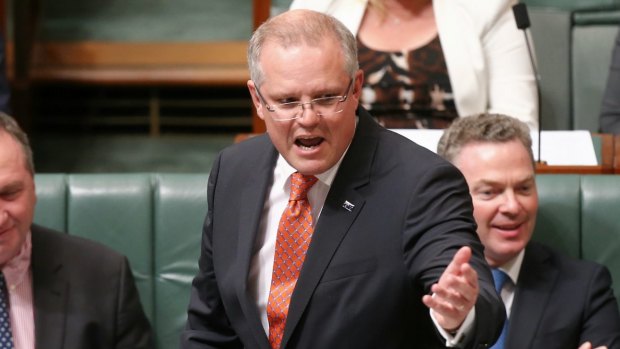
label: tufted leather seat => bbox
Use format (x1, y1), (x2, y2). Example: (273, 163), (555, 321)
(32, 173), (620, 347)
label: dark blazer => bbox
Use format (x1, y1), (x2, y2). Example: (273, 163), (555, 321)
(507, 242), (620, 348)
(31, 224), (154, 349)
(182, 108), (504, 349)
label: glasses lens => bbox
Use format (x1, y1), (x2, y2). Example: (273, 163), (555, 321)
(272, 102), (300, 120)
(272, 97), (344, 120)
(313, 97), (344, 116)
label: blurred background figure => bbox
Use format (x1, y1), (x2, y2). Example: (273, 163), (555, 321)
(290, 0), (538, 130)
(600, 27), (620, 134)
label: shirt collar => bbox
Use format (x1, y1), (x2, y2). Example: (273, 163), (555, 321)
(2, 230), (32, 289)
(496, 249), (525, 286)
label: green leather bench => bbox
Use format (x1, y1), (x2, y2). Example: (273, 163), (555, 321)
(33, 173), (207, 349)
(32, 173), (620, 348)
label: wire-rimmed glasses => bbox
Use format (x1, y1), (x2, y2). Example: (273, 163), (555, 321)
(255, 78), (354, 121)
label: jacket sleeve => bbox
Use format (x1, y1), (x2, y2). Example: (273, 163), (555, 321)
(579, 264), (620, 347)
(115, 256), (155, 349)
(402, 162), (505, 348)
(180, 154), (244, 349)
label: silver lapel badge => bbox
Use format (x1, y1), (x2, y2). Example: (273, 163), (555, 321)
(342, 200), (355, 212)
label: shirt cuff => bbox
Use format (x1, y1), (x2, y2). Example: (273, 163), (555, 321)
(430, 307), (476, 347)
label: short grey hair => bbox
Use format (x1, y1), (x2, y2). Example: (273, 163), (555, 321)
(0, 112), (35, 175)
(247, 9), (359, 86)
(437, 113), (533, 164)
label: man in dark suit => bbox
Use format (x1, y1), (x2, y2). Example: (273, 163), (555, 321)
(0, 112), (153, 348)
(438, 113), (620, 349)
(181, 9), (504, 349)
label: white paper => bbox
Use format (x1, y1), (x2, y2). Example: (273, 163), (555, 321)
(390, 129), (598, 166)
(391, 129), (444, 153)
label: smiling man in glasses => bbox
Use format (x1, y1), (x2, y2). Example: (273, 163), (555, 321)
(182, 9), (504, 349)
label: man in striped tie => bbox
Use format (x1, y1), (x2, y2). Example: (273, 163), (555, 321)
(438, 113), (620, 349)
(0, 112), (154, 348)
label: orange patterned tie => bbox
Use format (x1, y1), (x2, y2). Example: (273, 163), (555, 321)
(267, 172), (318, 349)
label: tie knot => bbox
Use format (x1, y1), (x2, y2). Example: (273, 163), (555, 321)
(492, 268), (510, 293)
(289, 173), (318, 201)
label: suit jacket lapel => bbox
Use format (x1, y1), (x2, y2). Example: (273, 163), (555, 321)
(507, 243), (558, 348)
(281, 108), (378, 348)
(234, 136), (279, 349)
(31, 228), (68, 349)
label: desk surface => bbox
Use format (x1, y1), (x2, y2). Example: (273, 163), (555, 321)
(235, 133), (618, 175)
(536, 133), (615, 174)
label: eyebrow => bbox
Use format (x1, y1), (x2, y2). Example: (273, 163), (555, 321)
(0, 181), (24, 193)
(475, 175), (536, 187)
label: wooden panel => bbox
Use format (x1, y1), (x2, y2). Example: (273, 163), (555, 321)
(535, 134), (615, 174)
(31, 41), (248, 67)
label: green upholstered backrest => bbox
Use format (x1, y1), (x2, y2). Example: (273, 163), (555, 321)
(66, 174), (155, 320)
(33, 173), (209, 349)
(31, 173), (620, 347)
(153, 174), (206, 349)
(33, 174), (68, 232)
(581, 175), (620, 301)
(524, 0), (620, 11)
(533, 175), (581, 258)
(571, 11), (620, 132)
(529, 7), (573, 130)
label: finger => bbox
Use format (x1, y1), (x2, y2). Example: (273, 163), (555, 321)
(445, 246), (472, 276)
(423, 290), (469, 331)
(431, 280), (476, 313)
(436, 262), (479, 301)
(459, 261), (479, 289)
(578, 342), (592, 349)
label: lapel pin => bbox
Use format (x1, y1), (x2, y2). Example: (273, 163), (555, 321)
(342, 200), (355, 212)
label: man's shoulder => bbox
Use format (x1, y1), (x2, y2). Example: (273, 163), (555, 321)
(526, 241), (607, 275)
(31, 224), (125, 262)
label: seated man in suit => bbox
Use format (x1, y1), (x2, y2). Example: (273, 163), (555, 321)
(0, 111), (153, 348)
(182, 9), (504, 349)
(438, 113), (620, 349)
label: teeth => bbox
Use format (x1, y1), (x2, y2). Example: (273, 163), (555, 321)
(497, 225), (519, 230)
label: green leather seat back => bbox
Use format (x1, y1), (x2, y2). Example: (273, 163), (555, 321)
(524, 0), (620, 11)
(66, 174), (154, 321)
(34, 174), (68, 232)
(153, 174), (206, 349)
(529, 7), (573, 130)
(533, 175), (581, 258)
(581, 175), (620, 301)
(571, 11), (620, 132)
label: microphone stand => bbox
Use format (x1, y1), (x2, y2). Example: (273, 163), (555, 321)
(512, 3), (544, 164)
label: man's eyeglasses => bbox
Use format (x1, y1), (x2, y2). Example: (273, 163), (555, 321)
(255, 78), (354, 121)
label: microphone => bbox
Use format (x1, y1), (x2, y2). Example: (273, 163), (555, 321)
(512, 3), (544, 164)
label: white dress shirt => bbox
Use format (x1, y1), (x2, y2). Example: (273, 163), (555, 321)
(248, 154), (343, 334)
(495, 250), (525, 318)
(247, 146), (474, 345)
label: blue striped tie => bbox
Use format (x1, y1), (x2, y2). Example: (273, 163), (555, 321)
(491, 269), (510, 349)
(0, 273), (13, 349)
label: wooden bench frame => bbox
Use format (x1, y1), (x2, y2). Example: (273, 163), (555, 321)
(8, 0), (270, 135)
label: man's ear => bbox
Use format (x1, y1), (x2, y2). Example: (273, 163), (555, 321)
(247, 80), (266, 120)
(351, 69), (365, 101)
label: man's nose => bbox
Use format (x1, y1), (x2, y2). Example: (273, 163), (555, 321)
(499, 191), (520, 214)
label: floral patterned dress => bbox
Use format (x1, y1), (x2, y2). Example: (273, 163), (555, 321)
(358, 35), (459, 129)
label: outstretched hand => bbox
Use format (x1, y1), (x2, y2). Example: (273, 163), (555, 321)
(422, 246), (479, 332)
(579, 341), (607, 349)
